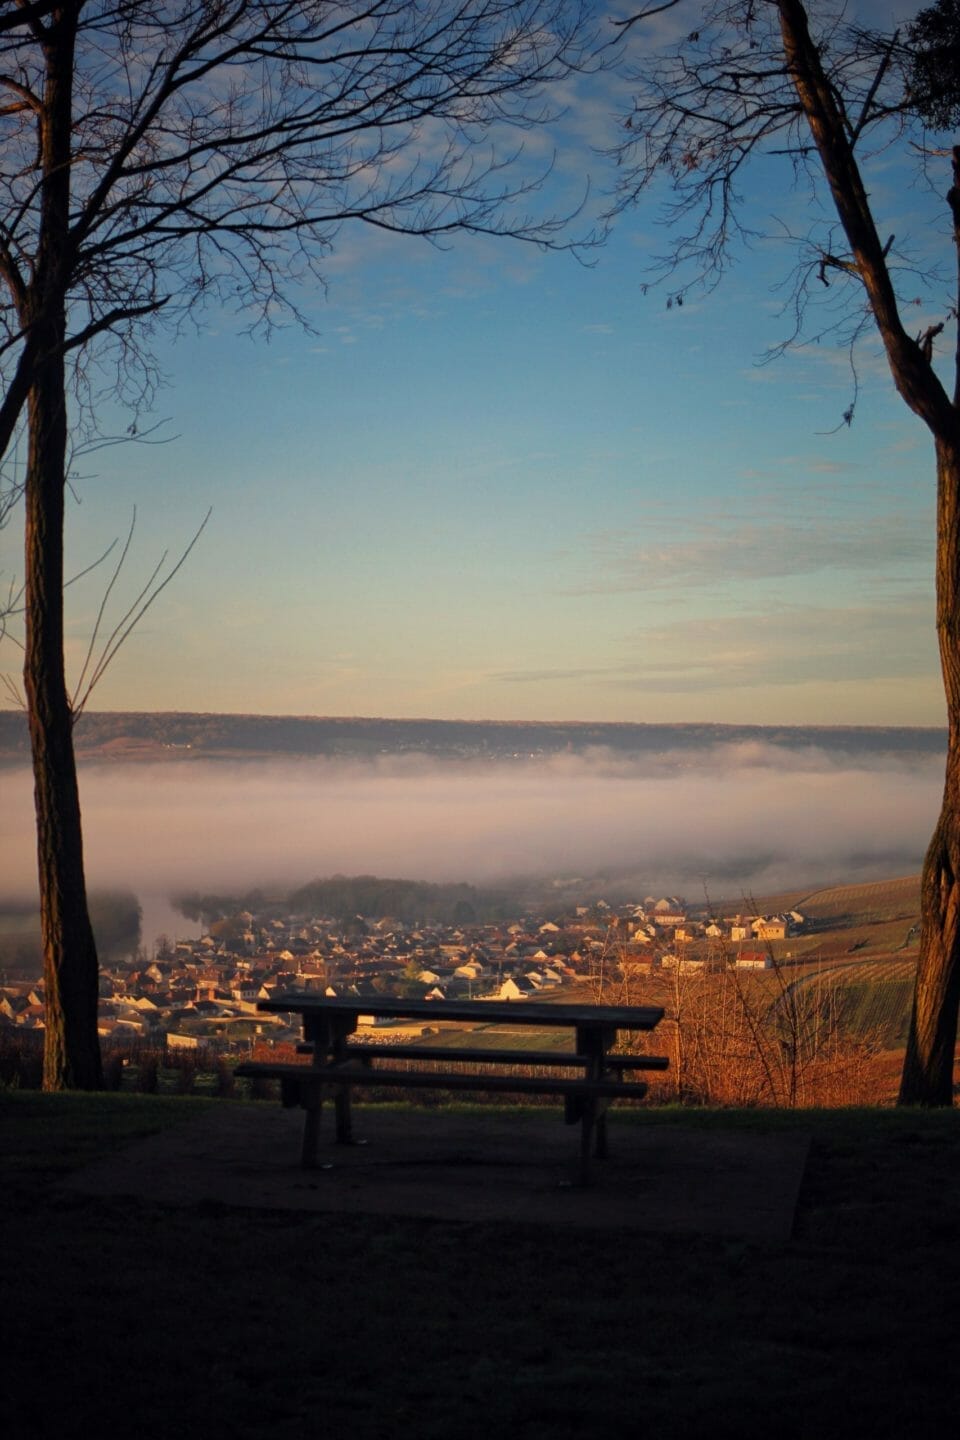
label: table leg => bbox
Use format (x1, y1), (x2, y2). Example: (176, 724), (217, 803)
(575, 1024), (617, 1166)
(576, 1094), (598, 1186)
(304, 1011), (365, 1148)
(297, 1077), (331, 1170)
(334, 1084), (354, 1144)
(595, 1104), (609, 1160)
(301, 1098), (322, 1168)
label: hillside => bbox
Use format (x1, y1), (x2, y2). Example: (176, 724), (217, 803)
(793, 874), (922, 925)
(0, 709), (947, 766)
(611, 873), (926, 1062)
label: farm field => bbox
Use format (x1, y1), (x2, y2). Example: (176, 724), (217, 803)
(603, 875), (928, 1099)
(793, 874), (921, 922)
(759, 878), (920, 1056)
(739, 874), (921, 968)
(716, 873), (921, 924)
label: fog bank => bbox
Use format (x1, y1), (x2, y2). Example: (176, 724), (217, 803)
(0, 740), (944, 904)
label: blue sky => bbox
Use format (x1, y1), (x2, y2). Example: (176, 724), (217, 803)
(0, 1), (947, 727)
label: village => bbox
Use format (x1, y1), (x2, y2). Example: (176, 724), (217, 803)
(0, 896), (805, 1054)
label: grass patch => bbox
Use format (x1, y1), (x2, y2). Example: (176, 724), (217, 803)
(2, 1093), (959, 1439)
(413, 1024), (579, 1053)
(0, 1090), (212, 1192)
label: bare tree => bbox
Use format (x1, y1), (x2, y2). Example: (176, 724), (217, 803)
(611, 0), (960, 1105)
(0, 1), (598, 1089)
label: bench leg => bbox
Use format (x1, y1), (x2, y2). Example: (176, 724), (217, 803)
(595, 1110), (609, 1160)
(300, 1095), (322, 1169)
(296, 1080), (336, 1171)
(575, 1096), (615, 1184)
(334, 1084), (354, 1144)
(576, 1099), (597, 1187)
(564, 1091), (608, 1184)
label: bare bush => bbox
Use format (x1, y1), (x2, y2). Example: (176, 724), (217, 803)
(658, 961), (887, 1108)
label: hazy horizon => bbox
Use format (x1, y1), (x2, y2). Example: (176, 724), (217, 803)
(0, 731), (943, 911)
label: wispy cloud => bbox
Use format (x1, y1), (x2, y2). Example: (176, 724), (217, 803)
(495, 596), (937, 694)
(567, 513), (930, 596)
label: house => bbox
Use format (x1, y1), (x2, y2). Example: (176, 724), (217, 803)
(15, 1004), (45, 1028)
(194, 999), (227, 1018)
(631, 923), (656, 941)
(0, 994), (30, 1022)
(228, 979), (263, 1002)
(167, 1032), (201, 1050)
(736, 950), (773, 969)
(111, 1010), (146, 1035)
(496, 976), (538, 1000)
(454, 960), (486, 981)
(651, 901), (686, 928)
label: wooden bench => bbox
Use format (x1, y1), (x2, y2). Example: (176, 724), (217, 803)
(236, 995), (667, 1186)
(234, 1056), (653, 1183)
(294, 1041), (670, 1072)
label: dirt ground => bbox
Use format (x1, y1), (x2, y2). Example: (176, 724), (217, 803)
(64, 1102), (810, 1241)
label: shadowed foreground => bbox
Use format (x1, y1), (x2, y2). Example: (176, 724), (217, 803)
(3, 1095), (959, 1439)
(63, 1102), (810, 1241)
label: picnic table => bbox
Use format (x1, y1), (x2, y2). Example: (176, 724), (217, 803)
(236, 994), (667, 1185)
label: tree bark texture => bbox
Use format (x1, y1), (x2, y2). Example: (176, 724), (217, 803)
(22, 6), (102, 1090)
(25, 342), (102, 1091)
(776, 0), (960, 1103)
(899, 438), (960, 1104)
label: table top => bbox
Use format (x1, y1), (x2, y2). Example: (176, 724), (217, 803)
(258, 993), (663, 1031)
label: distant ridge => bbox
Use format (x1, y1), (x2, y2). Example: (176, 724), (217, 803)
(0, 710), (947, 767)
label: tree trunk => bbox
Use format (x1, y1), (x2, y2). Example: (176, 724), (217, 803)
(24, 337), (102, 1091)
(22, 6), (101, 1091)
(776, 0), (960, 1104)
(900, 436), (960, 1105)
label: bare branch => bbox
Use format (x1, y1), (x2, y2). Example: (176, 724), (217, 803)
(0, 668), (24, 707)
(850, 28), (900, 145)
(611, 0), (955, 437)
(71, 507), (212, 718)
(614, 2), (684, 33)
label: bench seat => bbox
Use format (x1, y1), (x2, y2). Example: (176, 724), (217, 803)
(236, 1059), (648, 1101)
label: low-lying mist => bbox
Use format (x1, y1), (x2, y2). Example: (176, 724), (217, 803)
(0, 738), (944, 906)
